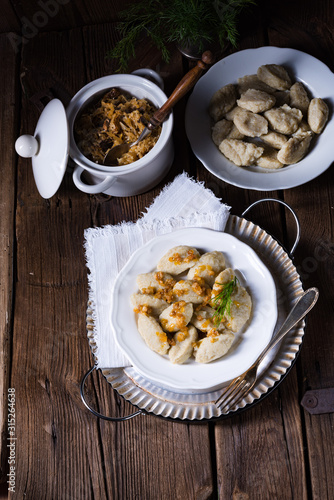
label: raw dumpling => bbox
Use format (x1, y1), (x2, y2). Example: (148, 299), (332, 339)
(237, 74), (276, 95)
(257, 64), (292, 90)
(130, 293), (169, 316)
(237, 88), (276, 113)
(157, 245), (200, 275)
(219, 139), (264, 167)
(233, 109), (268, 137)
(211, 119), (244, 146)
(194, 332), (235, 363)
(260, 130), (288, 149)
(208, 84), (237, 122)
(264, 104), (303, 134)
(277, 134), (313, 164)
(137, 314), (170, 355)
(187, 251), (225, 286)
(289, 82), (310, 116)
(159, 301), (193, 332)
(308, 98), (329, 134)
(169, 326), (198, 364)
(256, 147), (284, 169)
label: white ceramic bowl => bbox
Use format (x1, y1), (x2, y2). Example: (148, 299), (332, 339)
(186, 47), (334, 191)
(67, 71), (174, 196)
(110, 228), (278, 392)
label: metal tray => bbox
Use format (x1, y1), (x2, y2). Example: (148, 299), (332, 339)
(81, 199), (304, 421)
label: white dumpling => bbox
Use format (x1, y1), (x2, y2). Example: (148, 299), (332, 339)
(257, 64), (292, 91)
(130, 293), (169, 316)
(209, 84), (237, 122)
(169, 326), (198, 364)
(136, 271), (175, 294)
(307, 98), (329, 134)
(157, 246), (200, 275)
(137, 314), (170, 355)
(190, 306), (225, 333)
(219, 139), (264, 167)
(173, 279), (210, 304)
(187, 251), (225, 286)
(194, 332), (235, 363)
(159, 301), (193, 333)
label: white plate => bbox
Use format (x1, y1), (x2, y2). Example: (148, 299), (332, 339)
(110, 228), (277, 392)
(185, 47), (334, 191)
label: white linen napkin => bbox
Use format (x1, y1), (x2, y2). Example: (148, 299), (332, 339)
(84, 172), (231, 369)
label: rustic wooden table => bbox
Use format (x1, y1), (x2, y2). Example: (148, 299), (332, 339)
(1, 0), (333, 498)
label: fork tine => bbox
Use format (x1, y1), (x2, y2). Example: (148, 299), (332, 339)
(216, 377), (248, 410)
(220, 380), (251, 412)
(215, 376), (242, 407)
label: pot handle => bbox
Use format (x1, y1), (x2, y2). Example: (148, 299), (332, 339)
(72, 166), (117, 194)
(131, 68), (164, 90)
(80, 366), (143, 421)
(241, 198), (300, 256)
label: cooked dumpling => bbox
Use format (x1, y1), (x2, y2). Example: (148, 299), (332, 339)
(289, 82), (310, 116)
(187, 251), (226, 286)
(237, 88), (276, 113)
(257, 64), (292, 91)
(264, 104), (303, 135)
(233, 109), (268, 137)
(157, 245), (200, 275)
(136, 271), (175, 294)
(219, 139), (264, 167)
(277, 134), (313, 164)
(208, 84), (237, 122)
(194, 332), (235, 363)
(169, 326), (198, 364)
(308, 98), (329, 134)
(191, 305), (225, 333)
(130, 293), (169, 316)
(173, 279), (210, 304)
(137, 314), (170, 355)
(159, 301), (193, 332)
(223, 285), (252, 333)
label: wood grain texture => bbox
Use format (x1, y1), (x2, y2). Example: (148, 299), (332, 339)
(0, 34), (19, 487)
(1, 1), (334, 499)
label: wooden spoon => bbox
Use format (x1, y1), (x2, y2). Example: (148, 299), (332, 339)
(103, 51), (214, 165)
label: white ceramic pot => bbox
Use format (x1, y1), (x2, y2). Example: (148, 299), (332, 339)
(15, 69), (174, 198)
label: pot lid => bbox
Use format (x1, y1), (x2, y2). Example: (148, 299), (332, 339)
(15, 99), (69, 199)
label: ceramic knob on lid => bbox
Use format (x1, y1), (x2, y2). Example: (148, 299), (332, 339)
(15, 99), (69, 199)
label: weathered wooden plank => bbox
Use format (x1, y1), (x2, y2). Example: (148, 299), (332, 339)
(216, 369), (308, 499)
(11, 28), (113, 499)
(0, 33), (19, 488)
(264, 1), (334, 498)
(80, 23), (215, 500)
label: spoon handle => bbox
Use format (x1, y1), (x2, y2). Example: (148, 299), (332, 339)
(148, 51), (214, 129)
(257, 287), (319, 366)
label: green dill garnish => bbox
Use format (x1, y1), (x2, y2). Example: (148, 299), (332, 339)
(212, 276), (238, 326)
(107, 0), (257, 72)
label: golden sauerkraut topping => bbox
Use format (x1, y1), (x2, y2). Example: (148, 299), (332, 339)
(74, 87), (161, 166)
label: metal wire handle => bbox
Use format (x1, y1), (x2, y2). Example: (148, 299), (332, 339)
(242, 198), (300, 256)
(80, 366), (143, 421)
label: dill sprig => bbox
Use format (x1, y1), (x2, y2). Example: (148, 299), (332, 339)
(212, 276), (238, 326)
(108, 0), (257, 72)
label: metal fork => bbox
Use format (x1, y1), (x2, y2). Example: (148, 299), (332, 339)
(215, 287), (319, 413)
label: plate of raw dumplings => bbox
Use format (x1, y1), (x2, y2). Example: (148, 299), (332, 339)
(185, 46), (334, 191)
(110, 228), (277, 392)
